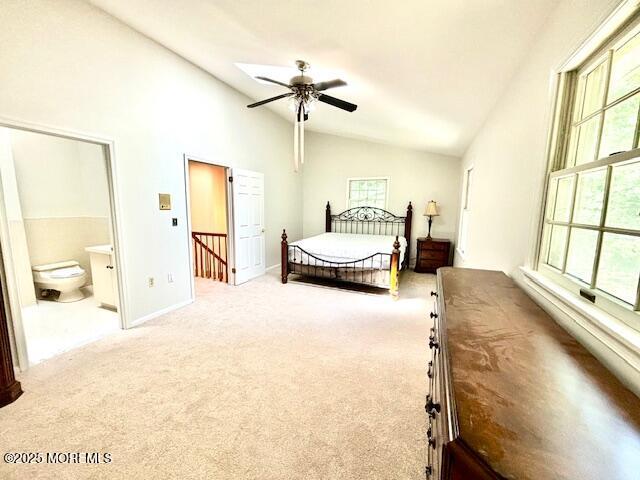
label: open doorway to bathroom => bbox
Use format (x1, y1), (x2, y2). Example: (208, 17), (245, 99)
(0, 126), (122, 367)
(185, 158), (230, 296)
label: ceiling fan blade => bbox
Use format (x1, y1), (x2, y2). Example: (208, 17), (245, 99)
(313, 79), (347, 91)
(255, 76), (291, 88)
(247, 93), (293, 108)
(317, 94), (357, 112)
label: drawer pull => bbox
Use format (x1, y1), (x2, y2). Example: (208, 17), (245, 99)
(427, 361), (433, 379)
(430, 312), (438, 319)
(430, 291), (438, 297)
(426, 396), (441, 417)
(429, 338), (439, 350)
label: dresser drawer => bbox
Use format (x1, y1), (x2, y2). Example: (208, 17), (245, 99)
(420, 250), (448, 261)
(420, 241), (449, 252)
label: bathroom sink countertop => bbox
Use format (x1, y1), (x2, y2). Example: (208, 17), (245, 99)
(85, 245), (113, 254)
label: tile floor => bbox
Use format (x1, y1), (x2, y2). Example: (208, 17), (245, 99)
(21, 285), (120, 365)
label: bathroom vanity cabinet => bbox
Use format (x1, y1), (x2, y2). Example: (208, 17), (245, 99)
(85, 245), (118, 310)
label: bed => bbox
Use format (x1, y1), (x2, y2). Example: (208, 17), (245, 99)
(280, 202), (413, 297)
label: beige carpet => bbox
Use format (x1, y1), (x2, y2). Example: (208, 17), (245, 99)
(0, 270), (433, 479)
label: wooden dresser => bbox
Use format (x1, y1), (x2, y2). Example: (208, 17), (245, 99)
(415, 237), (450, 273)
(426, 267), (640, 480)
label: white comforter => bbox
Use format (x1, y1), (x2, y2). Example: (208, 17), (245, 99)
(289, 232), (407, 270)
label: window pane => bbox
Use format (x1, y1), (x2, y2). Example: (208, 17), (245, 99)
(553, 176), (575, 222)
(573, 77), (587, 122)
(545, 178), (558, 219)
(565, 126), (579, 167)
(596, 233), (640, 304)
(582, 61), (607, 118)
(608, 31), (640, 103)
(605, 160), (640, 230)
(574, 115), (601, 165)
(572, 169), (606, 225)
(599, 93), (639, 158)
(540, 223), (552, 263)
(464, 169), (473, 209)
(565, 228), (599, 283)
(548, 225), (568, 269)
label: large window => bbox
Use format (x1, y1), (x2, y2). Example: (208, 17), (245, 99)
(539, 18), (640, 315)
(347, 177), (388, 209)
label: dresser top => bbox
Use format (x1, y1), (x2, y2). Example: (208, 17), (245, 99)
(439, 267), (640, 480)
(417, 237), (450, 243)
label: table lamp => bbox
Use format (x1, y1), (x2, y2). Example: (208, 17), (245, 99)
(424, 201), (439, 239)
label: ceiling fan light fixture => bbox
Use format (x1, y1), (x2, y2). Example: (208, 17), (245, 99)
(244, 60), (357, 172)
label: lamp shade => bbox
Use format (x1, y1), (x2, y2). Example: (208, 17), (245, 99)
(424, 200), (439, 216)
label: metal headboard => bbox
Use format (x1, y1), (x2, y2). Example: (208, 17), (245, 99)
(326, 202), (412, 236)
(325, 201), (413, 267)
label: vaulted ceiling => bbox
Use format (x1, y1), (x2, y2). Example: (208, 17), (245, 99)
(89, 0), (560, 156)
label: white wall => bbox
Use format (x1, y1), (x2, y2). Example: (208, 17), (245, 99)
(10, 130), (110, 219)
(7, 129), (112, 293)
(302, 132), (461, 262)
(455, 0), (620, 274)
(0, 0), (302, 323)
(454, 0), (640, 393)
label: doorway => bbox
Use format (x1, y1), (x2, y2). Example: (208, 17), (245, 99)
(184, 156), (266, 294)
(187, 159), (230, 292)
(0, 126), (124, 368)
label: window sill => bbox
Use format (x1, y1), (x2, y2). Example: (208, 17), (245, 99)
(519, 267), (640, 373)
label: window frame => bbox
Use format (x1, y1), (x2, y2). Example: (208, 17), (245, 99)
(457, 166), (474, 257)
(345, 176), (390, 210)
(537, 13), (640, 325)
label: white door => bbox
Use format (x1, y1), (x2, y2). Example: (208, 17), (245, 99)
(231, 168), (265, 284)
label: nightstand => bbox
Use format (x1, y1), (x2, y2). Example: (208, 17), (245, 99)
(414, 237), (451, 273)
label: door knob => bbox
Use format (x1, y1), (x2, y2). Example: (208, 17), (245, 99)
(261, 228), (265, 233)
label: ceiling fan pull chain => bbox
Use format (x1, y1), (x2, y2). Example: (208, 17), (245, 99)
(298, 102), (305, 165)
(293, 113), (299, 172)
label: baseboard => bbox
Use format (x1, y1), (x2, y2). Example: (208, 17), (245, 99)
(266, 263), (280, 272)
(130, 298), (193, 328)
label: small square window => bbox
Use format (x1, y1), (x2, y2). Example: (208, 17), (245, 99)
(347, 178), (388, 209)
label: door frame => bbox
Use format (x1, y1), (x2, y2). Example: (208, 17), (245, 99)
(0, 116), (130, 370)
(182, 153), (234, 301)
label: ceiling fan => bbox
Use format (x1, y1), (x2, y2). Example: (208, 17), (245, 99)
(246, 60), (357, 171)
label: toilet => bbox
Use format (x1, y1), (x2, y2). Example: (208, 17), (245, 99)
(32, 261), (87, 303)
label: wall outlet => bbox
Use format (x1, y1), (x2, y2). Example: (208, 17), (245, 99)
(148, 277), (154, 287)
(167, 273), (173, 283)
